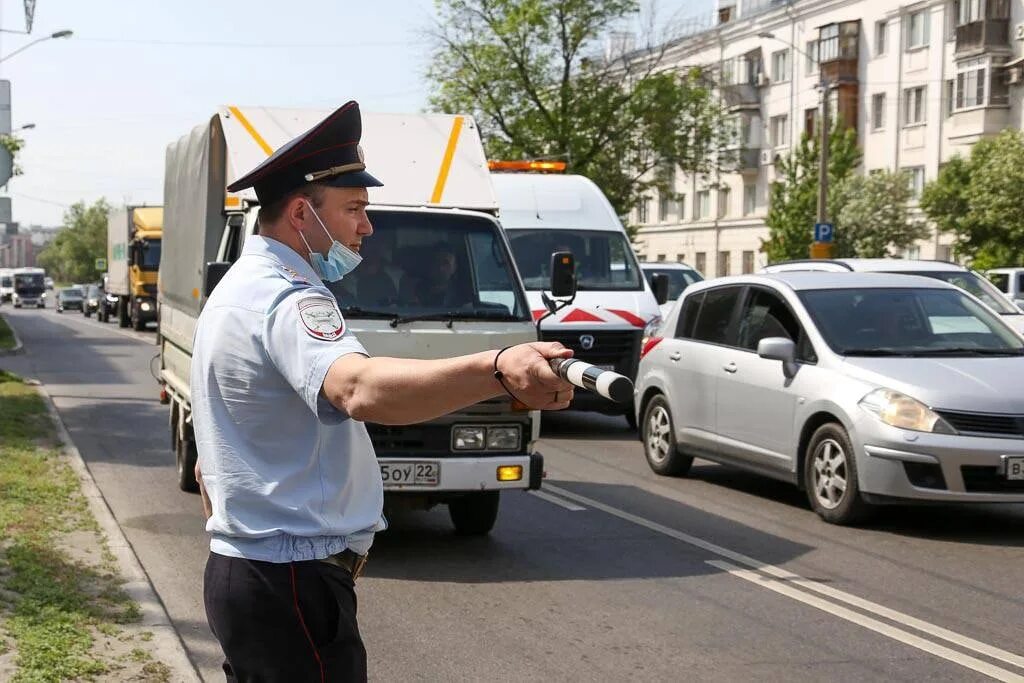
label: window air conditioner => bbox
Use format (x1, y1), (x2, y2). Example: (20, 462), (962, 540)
(756, 72), (770, 87)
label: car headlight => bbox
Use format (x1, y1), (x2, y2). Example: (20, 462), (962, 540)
(453, 426), (485, 450)
(859, 389), (956, 434)
(486, 426), (521, 450)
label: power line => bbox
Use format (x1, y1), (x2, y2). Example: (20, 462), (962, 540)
(9, 192), (71, 208)
(71, 36), (416, 49)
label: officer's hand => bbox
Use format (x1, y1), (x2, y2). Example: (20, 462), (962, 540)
(495, 342), (575, 410)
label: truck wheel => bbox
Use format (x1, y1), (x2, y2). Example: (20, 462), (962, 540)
(448, 491), (500, 536)
(118, 299), (130, 328)
(133, 310), (145, 331)
(176, 434), (199, 493)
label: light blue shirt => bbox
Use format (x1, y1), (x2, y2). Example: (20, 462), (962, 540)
(191, 235), (385, 562)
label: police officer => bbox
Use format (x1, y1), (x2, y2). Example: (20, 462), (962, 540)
(191, 101), (575, 682)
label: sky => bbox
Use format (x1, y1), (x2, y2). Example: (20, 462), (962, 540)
(2, 0), (713, 226)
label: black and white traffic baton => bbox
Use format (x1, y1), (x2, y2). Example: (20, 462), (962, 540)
(548, 358), (634, 404)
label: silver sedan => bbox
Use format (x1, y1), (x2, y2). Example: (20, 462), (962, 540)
(635, 272), (1024, 524)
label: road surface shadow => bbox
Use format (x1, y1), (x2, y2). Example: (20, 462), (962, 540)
(540, 410), (637, 441)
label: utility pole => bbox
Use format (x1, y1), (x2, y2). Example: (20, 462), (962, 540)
(817, 79), (830, 227)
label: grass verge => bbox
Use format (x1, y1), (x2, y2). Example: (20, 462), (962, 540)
(0, 369), (169, 682)
(0, 315), (14, 351)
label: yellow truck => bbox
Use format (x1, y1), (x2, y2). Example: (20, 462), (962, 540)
(105, 206), (162, 329)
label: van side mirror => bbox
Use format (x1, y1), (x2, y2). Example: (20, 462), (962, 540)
(203, 262), (231, 298)
(650, 273), (670, 305)
(549, 251), (576, 298)
(757, 336), (798, 379)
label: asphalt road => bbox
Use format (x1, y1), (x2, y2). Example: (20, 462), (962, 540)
(3, 303), (1023, 682)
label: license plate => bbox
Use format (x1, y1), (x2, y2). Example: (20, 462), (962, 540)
(1006, 457), (1024, 480)
(380, 461), (440, 487)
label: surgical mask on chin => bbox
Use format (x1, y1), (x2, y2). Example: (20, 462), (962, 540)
(298, 200), (363, 282)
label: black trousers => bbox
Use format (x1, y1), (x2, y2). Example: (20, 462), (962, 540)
(204, 552), (366, 682)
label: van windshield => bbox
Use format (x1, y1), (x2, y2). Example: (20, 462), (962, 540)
(506, 229), (643, 291)
(326, 211), (528, 321)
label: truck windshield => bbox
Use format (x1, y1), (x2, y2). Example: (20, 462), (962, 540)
(506, 229), (643, 291)
(326, 211), (528, 321)
(14, 274), (44, 292)
(139, 241), (162, 270)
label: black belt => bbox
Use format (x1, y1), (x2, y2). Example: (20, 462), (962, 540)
(318, 549), (368, 580)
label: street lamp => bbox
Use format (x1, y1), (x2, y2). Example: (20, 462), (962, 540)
(0, 30), (73, 64)
(13, 123), (35, 132)
(759, 30), (833, 247)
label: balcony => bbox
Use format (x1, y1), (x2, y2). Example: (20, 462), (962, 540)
(818, 20), (860, 85)
(719, 54), (763, 109)
(949, 105), (1010, 147)
(955, 19), (1010, 56)
(728, 147), (761, 174)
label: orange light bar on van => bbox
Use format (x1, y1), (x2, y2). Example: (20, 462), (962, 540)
(488, 159), (567, 173)
(224, 195), (242, 209)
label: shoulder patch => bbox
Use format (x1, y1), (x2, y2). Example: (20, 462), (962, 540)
(298, 296), (345, 341)
(276, 265), (312, 286)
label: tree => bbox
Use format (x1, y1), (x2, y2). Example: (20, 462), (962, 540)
(426, 0), (733, 227)
(36, 199), (110, 283)
(834, 170), (929, 258)
(921, 130), (1024, 270)
(761, 124), (860, 263)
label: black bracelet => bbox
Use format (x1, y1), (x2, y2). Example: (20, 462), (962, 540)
(492, 346), (522, 402)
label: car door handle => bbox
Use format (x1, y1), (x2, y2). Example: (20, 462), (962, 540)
(722, 362), (737, 373)
(669, 351), (682, 361)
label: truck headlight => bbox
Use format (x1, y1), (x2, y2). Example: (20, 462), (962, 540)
(486, 426), (521, 450)
(140, 302), (152, 312)
(859, 389), (956, 434)
(453, 426), (485, 450)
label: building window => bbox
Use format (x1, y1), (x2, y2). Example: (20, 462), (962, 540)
(906, 166), (926, 199)
(819, 24), (839, 61)
(771, 49), (790, 83)
(875, 20), (887, 56)
(656, 254), (666, 262)
(871, 93), (886, 130)
(955, 0), (983, 25)
(904, 86), (927, 125)
(945, 79), (955, 117)
(818, 21), (859, 62)
(742, 251), (755, 274)
(956, 58), (985, 109)
(770, 114), (789, 147)
(743, 183), (757, 215)
(904, 245), (921, 260)
(695, 252), (707, 274)
(907, 10), (929, 49)
(805, 40), (819, 74)
(937, 244), (952, 262)
(676, 195), (686, 222)
(659, 193), (672, 222)
(638, 200), (649, 223)
(717, 251), (731, 277)
(718, 187), (731, 217)
(695, 191), (711, 219)
(804, 107), (819, 137)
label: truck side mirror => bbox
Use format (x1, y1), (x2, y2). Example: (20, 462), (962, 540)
(549, 251), (576, 298)
(203, 262), (231, 298)
(650, 273), (670, 305)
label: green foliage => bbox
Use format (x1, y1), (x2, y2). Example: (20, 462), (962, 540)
(35, 199), (110, 284)
(426, 0), (734, 229)
(0, 314), (15, 351)
(921, 130), (1024, 270)
(0, 134), (26, 180)
(834, 170), (930, 258)
(761, 125), (861, 263)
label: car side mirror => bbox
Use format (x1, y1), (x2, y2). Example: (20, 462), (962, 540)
(203, 262), (231, 298)
(650, 273), (670, 305)
(757, 336), (798, 379)
(549, 251), (576, 299)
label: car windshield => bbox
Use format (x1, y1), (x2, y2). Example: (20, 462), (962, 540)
(898, 270), (1018, 315)
(506, 229), (643, 291)
(85, 285), (100, 297)
(325, 211), (528, 321)
(800, 287), (1024, 356)
(62, 287), (83, 298)
(642, 267), (703, 300)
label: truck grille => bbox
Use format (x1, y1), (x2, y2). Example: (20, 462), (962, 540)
(934, 410), (1024, 438)
(366, 420), (529, 456)
(143, 284), (158, 296)
(961, 466), (1024, 493)
(541, 329), (642, 376)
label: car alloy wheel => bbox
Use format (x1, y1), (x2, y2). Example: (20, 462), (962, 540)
(810, 438), (848, 510)
(646, 405), (672, 467)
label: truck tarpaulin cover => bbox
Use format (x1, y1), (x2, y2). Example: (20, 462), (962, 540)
(159, 115), (227, 318)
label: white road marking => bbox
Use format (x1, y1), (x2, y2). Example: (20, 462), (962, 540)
(708, 560), (1024, 683)
(528, 489), (586, 511)
(544, 484), (1024, 676)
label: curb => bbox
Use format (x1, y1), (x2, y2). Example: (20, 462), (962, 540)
(35, 383), (202, 682)
(0, 312), (24, 356)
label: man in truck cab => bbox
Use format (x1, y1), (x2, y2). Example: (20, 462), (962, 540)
(191, 100), (576, 682)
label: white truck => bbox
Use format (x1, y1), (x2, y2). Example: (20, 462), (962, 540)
(491, 166), (666, 428)
(159, 106), (547, 535)
(0, 268), (13, 303)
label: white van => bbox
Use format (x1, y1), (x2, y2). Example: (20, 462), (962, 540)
(492, 169), (663, 427)
(987, 268), (1024, 310)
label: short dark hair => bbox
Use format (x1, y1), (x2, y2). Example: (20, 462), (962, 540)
(257, 182), (328, 230)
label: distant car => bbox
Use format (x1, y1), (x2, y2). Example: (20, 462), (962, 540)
(636, 272), (1024, 525)
(640, 262), (704, 318)
(986, 268), (1024, 311)
(56, 286), (84, 313)
(44, 277), (54, 290)
(82, 284), (103, 317)
(760, 259), (1024, 335)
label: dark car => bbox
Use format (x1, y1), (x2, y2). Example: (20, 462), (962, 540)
(83, 284), (103, 317)
(56, 286), (84, 313)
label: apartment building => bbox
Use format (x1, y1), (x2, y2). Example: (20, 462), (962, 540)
(633, 0), (1024, 276)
